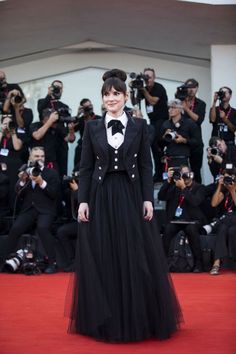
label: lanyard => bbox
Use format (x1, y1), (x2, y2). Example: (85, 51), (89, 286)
(224, 194), (233, 213)
(3, 138), (8, 149)
(164, 156), (171, 172)
(177, 195), (185, 208)
(189, 98), (196, 112)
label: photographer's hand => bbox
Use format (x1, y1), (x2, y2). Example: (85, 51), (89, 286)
(69, 180), (78, 191)
(175, 134), (187, 144)
(31, 174), (44, 187)
(48, 111), (59, 126)
(175, 178), (186, 190)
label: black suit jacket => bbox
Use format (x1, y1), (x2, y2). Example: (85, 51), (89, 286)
(78, 116), (153, 204)
(158, 180), (207, 225)
(16, 167), (60, 215)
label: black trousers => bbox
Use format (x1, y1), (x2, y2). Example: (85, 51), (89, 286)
(214, 214), (236, 260)
(163, 223), (202, 264)
(189, 145), (203, 184)
(56, 222), (77, 265)
(6, 208), (56, 263)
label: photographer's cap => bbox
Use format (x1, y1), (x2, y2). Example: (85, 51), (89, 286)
(184, 78), (199, 88)
(168, 99), (183, 109)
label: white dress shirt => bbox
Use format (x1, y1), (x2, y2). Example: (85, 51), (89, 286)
(105, 112), (128, 149)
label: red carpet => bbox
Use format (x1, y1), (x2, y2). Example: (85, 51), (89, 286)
(0, 271), (235, 354)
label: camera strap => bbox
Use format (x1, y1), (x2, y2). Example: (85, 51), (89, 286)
(224, 193), (233, 213)
(177, 195), (185, 208)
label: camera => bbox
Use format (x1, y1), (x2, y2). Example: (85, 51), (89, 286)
(216, 89), (225, 101)
(4, 249), (28, 272)
(57, 107), (75, 123)
(63, 171), (79, 184)
(51, 84), (61, 99)
(172, 168), (193, 182)
(12, 95), (22, 104)
(165, 130), (178, 142)
(8, 120), (17, 131)
(201, 214), (228, 235)
(209, 146), (221, 156)
(26, 161), (41, 177)
(223, 175), (235, 186)
(175, 84), (189, 101)
(129, 72), (149, 90)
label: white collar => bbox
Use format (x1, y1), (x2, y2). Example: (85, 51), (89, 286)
(105, 112), (128, 128)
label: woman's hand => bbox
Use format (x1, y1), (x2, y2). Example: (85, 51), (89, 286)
(78, 203), (89, 222)
(143, 201), (153, 221)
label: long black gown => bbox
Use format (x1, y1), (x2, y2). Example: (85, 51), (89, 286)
(66, 121), (183, 342)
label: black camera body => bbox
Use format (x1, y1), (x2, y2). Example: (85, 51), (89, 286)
(129, 72), (149, 90)
(51, 84), (61, 99)
(223, 175), (235, 186)
(63, 171), (79, 183)
(216, 89), (225, 101)
(175, 84), (189, 101)
(172, 168), (193, 182)
(56, 107), (76, 123)
(12, 95), (22, 104)
(209, 146), (221, 156)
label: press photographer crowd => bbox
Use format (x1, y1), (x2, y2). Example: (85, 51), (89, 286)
(0, 68), (236, 276)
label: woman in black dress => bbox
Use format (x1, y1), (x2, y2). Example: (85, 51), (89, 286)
(67, 69), (183, 342)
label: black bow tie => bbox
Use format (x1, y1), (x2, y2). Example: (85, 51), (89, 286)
(107, 119), (124, 135)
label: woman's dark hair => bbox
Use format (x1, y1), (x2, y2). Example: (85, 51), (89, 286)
(101, 69), (127, 96)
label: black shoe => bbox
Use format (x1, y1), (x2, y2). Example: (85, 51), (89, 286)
(44, 263), (58, 274)
(192, 264), (203, 273)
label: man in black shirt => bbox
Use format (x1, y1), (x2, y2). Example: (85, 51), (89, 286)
(37, 80), (75, 176)
(139, 68), (169, 182)
(74, 98), (101, 168)
(0, 70), (25, 115)
(182, 78), (206, 183)
(160, 99), (199, 169)
(210, 86), (236, 146)
(158, 165), (206, 272)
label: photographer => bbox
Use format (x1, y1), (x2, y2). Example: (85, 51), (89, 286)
(158, 165), (206, 272)
(0, 70), (25, 114)
(209, 86), (236, 145)
(136, 68), (169, 183)
(29, 108), (75, 173)
(0, 115), (24, 209)
(74, 98), (101, 168)
(37, 80), (75, 176)
(5, 147), (60, 274)
(181, 79), (206, 183)
(0, 163), (10, 233)
(160, 99), (199, 169)
(209, 165), (236, 275)
(207, 136), (236, 181)
(56, 175), (79, 272)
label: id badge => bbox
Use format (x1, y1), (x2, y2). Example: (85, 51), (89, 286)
(17, 127), (25, 134)
(0, 148), (9, 156)
(223, 125), (228, 132)
(146, 104), (153, 114)
(162, 172), (168, 180)
(175, 207), (183, 218)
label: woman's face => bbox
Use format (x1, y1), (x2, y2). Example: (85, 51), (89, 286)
(102, 87), (128, 117)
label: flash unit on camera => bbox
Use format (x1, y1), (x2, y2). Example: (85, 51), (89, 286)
(226, 163), (233, 169)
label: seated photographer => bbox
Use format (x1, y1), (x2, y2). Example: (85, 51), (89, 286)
(207, 136), (236, 181)
(0, 70), (25, 115)
(4, 147), (60, 274)
(74, 98), (101, 168)
(0, 114), (24, 209)
(29, 108), (75, 174)
(158, 165), (207, 272)
(56, 176), (79, 272)
(209, 86), (236, 146)
(209, 165), (236, 276)
(37, 80), (75, 176)
(160, 99), (199, 169)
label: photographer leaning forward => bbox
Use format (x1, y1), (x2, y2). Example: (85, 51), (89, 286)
(181, 79), (206, 183)
(207, 136), (236, 181)
(74, 98), (101, 168)
(138, 68), (169, 183)
(160, 99), (199, 170)
(4, 147), (60, 274)
(209, 165), (236, 275)
(29, 108), (75, 173)
(37, 80), (75, 176)
(209, 86), (236, 146)
(0, 70), (25, 115)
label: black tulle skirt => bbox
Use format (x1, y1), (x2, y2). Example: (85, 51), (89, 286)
(66, 172), (183, 342)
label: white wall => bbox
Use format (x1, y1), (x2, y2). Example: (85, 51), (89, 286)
(2, 51), (212, 179)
